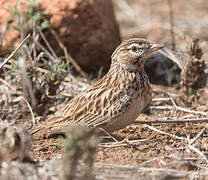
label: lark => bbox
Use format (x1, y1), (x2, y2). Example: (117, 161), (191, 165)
(30, 38), (163, 137)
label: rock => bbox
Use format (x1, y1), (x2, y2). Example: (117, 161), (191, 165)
(39, 0), (121, 72)
(0, 0), (121, 73)
(144, 52), (181, 86)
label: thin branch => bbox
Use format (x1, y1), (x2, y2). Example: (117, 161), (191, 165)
(99, 138), (152, 148)
(0, 23), (8, 50)
(189, 126), (208, 145)
(32, 21), (37, 60)
(18, 57), (37, 108)
(174, 105), (207, 116)
(152, 90), (207, 116)
(135, 118), (208, 124)
(152, 97), (171, 102)
(149, 105), (172, 111)
(0, 34), (30, 69)
(168, 0), (176, 50)
(181, 114), (194, 119)
(188, 144), (208, 162)
(169, 95), (207, 116)
(39, 30), (58, 59)
(99, 128), (119, 142)
(49, 27), (87, 78)
(136, 167), (188, 177)
(38, 42), (57, 62)
(145, 124), (185, 140)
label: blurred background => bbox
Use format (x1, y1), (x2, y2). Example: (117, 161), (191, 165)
(114, 0), (208, 46)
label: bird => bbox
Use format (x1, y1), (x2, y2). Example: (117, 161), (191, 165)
(30, 38), (163, 138)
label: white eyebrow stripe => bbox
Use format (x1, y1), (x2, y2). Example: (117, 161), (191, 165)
(127, 43), (141, 49)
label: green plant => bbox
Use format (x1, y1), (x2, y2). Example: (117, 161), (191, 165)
(9, 0), (49, 36)
(46, 61), (69, 96)
(3, 0), (71, 116)
(48, 61), (69, 81)
(62, 125), (100, 180)
(5, 59), (18, 76)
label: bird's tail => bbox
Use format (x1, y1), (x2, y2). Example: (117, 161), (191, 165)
(29, 116), (69, 139)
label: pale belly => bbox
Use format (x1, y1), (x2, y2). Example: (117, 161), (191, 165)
(103, 92), (152, 132)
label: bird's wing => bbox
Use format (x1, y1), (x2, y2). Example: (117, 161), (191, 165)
(29, 86), (132, 137)
(52, 86), (132, 129)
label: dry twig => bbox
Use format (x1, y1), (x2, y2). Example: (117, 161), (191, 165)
(0, 34), (30, 69)
(188, 144), (208, 162)
(135, 118), (208, 124)
(152, 89), (207, 115)
(145, 123), (208, 162)
(168, 0), (176, 50)
(149, 105), (172, 111)
(38, 42), (57, 62)
(50, 28), (87, 78)
(189, 126), (207, 145)
(169, 95), (207, 116)
(145, 124), (185, 140)
(99, 128), (119, 142)
(39, 30), (58, 60)
(99, 138), (152, 148)
(0, 23), (8, 50)
(18, 57), (37, 108)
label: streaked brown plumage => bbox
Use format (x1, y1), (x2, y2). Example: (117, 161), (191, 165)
(30, 38), (163, 137)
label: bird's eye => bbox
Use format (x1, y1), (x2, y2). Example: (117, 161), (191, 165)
(131, 46), (137, 52)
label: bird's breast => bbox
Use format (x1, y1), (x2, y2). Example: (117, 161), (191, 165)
(102, 75), (152, 133)
(122, 89), (152, 124)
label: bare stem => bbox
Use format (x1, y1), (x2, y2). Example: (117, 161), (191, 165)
(168, 0), (175, 51)
(49, 28), (87, 78)
(0, 34), (30, 69)
(135, 118), (208, 124)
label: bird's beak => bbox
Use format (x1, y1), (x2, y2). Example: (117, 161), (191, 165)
(149, 43), (164, 52)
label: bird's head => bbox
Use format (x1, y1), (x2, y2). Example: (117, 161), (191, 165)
(111, 38), (163, 69)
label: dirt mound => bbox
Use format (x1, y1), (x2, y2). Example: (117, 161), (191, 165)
(0, 0), (121, 72)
